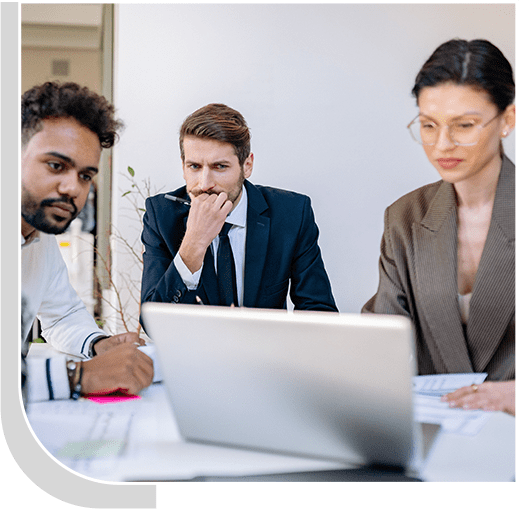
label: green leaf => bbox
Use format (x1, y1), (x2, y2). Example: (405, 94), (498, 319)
(121, 190), (131, 197)
(128, 166), (135, 177)
(138, 208), (146, 212)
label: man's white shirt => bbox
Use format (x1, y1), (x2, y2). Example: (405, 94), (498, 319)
(21, 230), (107, 401)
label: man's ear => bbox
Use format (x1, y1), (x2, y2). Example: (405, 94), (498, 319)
(243, 153), (254, 179)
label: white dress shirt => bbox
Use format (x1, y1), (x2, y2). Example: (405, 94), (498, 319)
(21, 231), (108, 401)
(174, 186), (248, 306)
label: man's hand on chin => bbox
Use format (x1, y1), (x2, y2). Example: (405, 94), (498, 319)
(93, 332), (146, 356)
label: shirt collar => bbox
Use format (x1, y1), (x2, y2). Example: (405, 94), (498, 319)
(226, 185), (247, 228)
(21, 229), (41, 247)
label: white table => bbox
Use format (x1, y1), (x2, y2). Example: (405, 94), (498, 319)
(26, 344), (515, 482)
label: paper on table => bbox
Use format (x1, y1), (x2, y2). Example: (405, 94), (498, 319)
(26, 398), (138, 479)
(413, 373), (487, 396)
(413, 373), (491, 436)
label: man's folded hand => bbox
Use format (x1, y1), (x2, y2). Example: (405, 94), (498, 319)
(93, 332), (146, 356)
(81, 343), (154, 395)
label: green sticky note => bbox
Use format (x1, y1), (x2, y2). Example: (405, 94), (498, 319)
(57, 439), (125, 459)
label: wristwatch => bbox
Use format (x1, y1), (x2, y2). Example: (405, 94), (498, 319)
(66, 359), (83, 400)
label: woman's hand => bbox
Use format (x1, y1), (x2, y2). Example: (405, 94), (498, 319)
(441, 380), (515, 416)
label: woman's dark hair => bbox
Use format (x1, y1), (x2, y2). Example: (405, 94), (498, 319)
(179, 103), (251, 167)
(412, 39), (515, 112)
(22, 81), (123, 148)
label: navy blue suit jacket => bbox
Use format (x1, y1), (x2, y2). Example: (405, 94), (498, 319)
(140, 180), (337, 312)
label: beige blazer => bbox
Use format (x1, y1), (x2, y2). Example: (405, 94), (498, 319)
(363, 156), (515, 381)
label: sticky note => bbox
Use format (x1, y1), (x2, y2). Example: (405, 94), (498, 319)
(86, 393), (141, 404)
(57, 439), (125, 459)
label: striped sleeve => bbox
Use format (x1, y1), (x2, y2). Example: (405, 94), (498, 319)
(25, 357), (70, 402)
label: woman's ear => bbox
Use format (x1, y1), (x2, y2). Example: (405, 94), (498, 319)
(501, 104), (516, 137)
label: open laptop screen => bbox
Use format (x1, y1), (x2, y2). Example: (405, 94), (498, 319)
(141, 303), (417, 469)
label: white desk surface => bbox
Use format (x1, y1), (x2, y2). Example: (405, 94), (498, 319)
(27, 381), (515, 483)
(26, 344), (515, 482)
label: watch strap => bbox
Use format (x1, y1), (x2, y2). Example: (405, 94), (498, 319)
(67, 359), (83, 400)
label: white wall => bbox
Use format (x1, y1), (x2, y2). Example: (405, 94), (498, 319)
(112, 3), (514, 325)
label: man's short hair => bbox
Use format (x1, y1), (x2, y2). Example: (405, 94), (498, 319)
(179, 103), (251, 167)
(22, 81), (123, 148)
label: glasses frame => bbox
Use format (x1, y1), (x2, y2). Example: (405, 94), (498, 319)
(407, 112), (501, 147)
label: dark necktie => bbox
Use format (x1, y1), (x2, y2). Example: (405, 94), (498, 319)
(217, 222), (238, 306)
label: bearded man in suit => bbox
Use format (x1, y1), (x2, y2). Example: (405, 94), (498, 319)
(141, 103), (337, 313)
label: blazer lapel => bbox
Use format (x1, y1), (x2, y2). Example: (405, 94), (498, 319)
(466, 156), (515, 372)
(414, 182), (474, 373)
(242, 181), (270, 308)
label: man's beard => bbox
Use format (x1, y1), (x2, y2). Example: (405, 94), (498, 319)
(190, 170), (245, 205)
(21, 188), (79, 235)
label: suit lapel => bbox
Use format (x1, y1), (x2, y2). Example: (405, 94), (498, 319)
(466, 156), (515, 372)
(414, 182), (474, 373)
(242, 181), (270, 308)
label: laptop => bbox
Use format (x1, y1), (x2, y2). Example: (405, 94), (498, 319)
(141, 303), (424, 476)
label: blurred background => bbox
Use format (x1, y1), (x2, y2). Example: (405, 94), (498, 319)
(22, 4), (110, 335)
(22, 3), (515, 335)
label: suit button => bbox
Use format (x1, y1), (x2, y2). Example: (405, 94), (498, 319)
(172, 295), (179, 303)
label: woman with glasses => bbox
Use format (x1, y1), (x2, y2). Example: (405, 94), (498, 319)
(363, 39), (515, 415)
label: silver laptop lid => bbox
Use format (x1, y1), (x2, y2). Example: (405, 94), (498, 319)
(142, 303), (417, 469)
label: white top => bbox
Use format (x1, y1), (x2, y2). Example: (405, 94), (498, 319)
(21, 231), (107, 402)
(174, 186), (248, 306)
(458, 292), (472, 325)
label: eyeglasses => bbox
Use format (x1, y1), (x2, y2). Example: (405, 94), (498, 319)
(407, 112), (501, 146)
